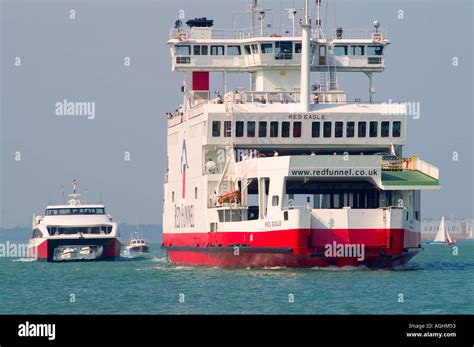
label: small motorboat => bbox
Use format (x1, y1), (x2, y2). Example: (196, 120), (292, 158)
(125, 231), (149, 254)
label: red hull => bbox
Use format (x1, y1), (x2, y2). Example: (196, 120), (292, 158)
(163, 228), (421, 268)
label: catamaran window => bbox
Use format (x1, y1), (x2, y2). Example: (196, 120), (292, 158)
(272, 195), (279, 206)
(45, 208), (105, 215)
(224, 121), (232, 137)
(358, 121), (367, 137)
(236, 121), (244, 137)
(261, 43), (273, 54)
(282, 122), (290, 137)
(244, 45), (251, 55)
(334, 45), (348, 55)
(210, 45), (225, 55)
(247, 121), (255, 137)
(323, 121), (332, 137)
(312, 121), (320, 137)
(335, 121), (343, 138)
(212, 121), (221, 137)
(367, 45), (384, 55)
(393, 121), (401, 137)
(193, 45), (208, 55)
(258, 121), (267, 137)
(293, 122), (302, 137)
(32, 229), (43, 238)
(346, 121), (355, 137)
(369, 121), (378, 137)
(47, 226), (112, 235)
(227, 45), (241, 55)
(350, 45), (365, 55)
(295, 43), (302, 53)
(275, 41), (293, 60)
(175, 45), (191, 55)
(381, 121), (390, 137)
(270, 121), (279, 137)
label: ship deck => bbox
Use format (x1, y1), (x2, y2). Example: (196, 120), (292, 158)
(381, 170), (439, 187)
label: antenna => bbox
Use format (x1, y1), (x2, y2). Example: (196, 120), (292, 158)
(299, 0), (311, 112)
(72, 179), (77, 194)
(61, 185), (66, 204)
(284, 7), (303, 36)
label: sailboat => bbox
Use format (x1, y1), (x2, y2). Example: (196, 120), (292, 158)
(431, 216), (455, 245)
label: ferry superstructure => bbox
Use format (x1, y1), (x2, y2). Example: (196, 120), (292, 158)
(28, 180), (121, 261)
(162, 1), (440, 267)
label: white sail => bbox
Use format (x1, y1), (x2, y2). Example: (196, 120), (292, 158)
(434, 216), (447, 242)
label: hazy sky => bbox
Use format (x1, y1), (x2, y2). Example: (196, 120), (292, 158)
(1, 0), (472, 228)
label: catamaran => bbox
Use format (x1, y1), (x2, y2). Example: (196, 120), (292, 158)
(161, 0), (440, 267)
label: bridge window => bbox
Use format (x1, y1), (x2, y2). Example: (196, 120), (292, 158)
(227, 45), (241, 55)
(369, 121), (378, 137)
(358, 121), (367, 137)
(334, 45), (348, 55)
(258, 121), (267, 137)
(236, 121), (244, 137)
(275, 41), (293, 60)
(210, 45), (225, 55)
(282, 122), (290, 137)
(323, 121), (332, 137)
(244, 45), (251, 55)
(247, 121), (255, 137)
(350, 45), (365, 55)
(393, 121), (401, 137)
(212, 121), (221, 137)
(295, 43), (302, 53)
(270, 121), (279, 137)
(346, 121), (355, 137)
(193, 45), (208, 55)
(335, 121), (343, 138)
(293, 121), (302, 137)
(381, 121), (390, 137)
(224, 121), (232, 137)
(175, 45), (191, 55)
(251, 44), (259, 54)
(367, 45), (384, 56)
(176, 57), (190, 64)
(261, 43), (273, 54)
(312, 121), (320, 137)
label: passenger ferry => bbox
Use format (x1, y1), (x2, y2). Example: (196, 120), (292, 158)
(28, 180), (121, 261)
(161, 1), (440, 267)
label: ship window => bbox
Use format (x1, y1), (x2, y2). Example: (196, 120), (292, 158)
(212, 121), (221, 137)
(227, 45), (241, 55)
(346, 121), (355, 137)
(358, 121), (367, 137)
(210, 45), (224, 55)
(275, 41), (293, 60)
(369, 121), (378, 137)
(312, 122), (320, 137)
(350, 45), (365, 55)
(282, 122), (290, 137)
(258, 121), (267, 137)
(224, 121), (232, 137)
(193, 45), (208, 55)
(323, 121), (332, 137)
(195, 187), (198, 199)
(32, 229), (43, 238)
(272, 195), (279, 206)
(236, 121), (244, 137)
(261, 43), (273, 54)
(247, 121), (255, 137)
(334, 45), (348, 55)
(335, 121), (343, 138)
(251, 44), (259, 54)
(270, 121), (279, 137)
(172, 191), (175, 202)
(176, 56), (190, 64)
(293, 121), (302, 137)
(175, 45), (191, 55)
(367, 45), (384, 56)
(381, 121), (390, 137)
(393, 121), (401, 137)
(295, 43), (302, 53)
(244, 45), (251, 55)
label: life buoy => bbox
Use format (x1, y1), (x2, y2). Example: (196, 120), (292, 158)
(177, 33), (187, 41)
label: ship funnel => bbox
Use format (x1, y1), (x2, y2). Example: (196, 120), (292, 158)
(299, 0), (311, 112)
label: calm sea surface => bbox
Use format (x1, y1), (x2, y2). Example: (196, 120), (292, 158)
(1, 240), (473, 314)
